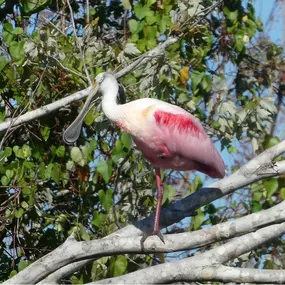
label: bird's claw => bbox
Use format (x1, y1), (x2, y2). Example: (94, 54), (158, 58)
(153, 230), (165, 244)
(140, 230), (165, 251)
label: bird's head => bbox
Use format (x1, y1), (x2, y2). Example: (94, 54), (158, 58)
(95, 72), (126, 104)
(95, 72), (117, 93)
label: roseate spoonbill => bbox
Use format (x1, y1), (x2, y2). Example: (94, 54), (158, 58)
(63, 72), (225, 242)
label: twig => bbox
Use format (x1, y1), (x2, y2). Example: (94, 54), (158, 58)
(86, 0), (90, 24)
(66, 0), (92, 85)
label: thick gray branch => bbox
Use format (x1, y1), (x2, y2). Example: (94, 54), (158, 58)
(5, 197), (285, 284)
(37, 259), (93, 285)
(205, 223), (285, 264)
(192, 265), (285, 284)
(0, 87), (92, 132)
(37, 198), (285, 284)
(87, 223), (285, 284)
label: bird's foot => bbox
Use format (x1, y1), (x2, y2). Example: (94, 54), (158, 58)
(140, 230), (165, 251)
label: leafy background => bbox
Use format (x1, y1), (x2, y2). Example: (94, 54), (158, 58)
(0, 0), (284, 282)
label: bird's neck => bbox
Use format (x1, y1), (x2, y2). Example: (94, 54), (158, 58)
(101, 80), (121, 121)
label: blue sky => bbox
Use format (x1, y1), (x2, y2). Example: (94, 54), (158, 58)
(255, 0), (283, 45)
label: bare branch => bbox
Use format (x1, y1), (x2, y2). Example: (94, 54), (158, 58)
(86, 223), (285, 284)
(0, 87), (92, 133)
(66, 0), (91, 85)
(189, 265), (285, 284)
(38, 259), (93, 284)
(5, 196), (285, 284)
(208, 223), (285, 264)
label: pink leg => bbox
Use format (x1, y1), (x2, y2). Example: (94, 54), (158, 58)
(153, 168), (164, 242)
(140, 168), (165, 249)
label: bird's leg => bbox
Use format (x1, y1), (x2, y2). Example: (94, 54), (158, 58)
(140, 168), (165, 250)
(153, 168), (164, 243)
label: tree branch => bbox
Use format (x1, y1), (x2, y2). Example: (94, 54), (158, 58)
(86, 223), (285, 284)
(38, 259), (93, 284)
(5, 193), (285, 284)
(188, 265), (285, 284)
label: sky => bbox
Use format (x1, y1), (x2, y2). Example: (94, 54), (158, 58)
(255, 0), (284, 46)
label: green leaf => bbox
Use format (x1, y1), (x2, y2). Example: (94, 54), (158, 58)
(158, 15), (171, 33)
(40, 126), (50, 141)
(122, 0), (131, 10)
(45, 163), (54, 179)
(9, 41), (25, 61)
(89, 140), (97, 152)
(84, 107), (96, 126)
(1, 176), (9, 186)
(92, 211), (107, 227)
(15, 208), (24, 218)
(134, 4), (152, 20)
(281, 188), (285, 200)
(253, 191), (263, 202)
(21, 201), (29, 209)
(110, 255), (128, 277)
(4, 147), (12, 157)
(52, 163), (61, 184)
(56, 146), (65, 157)
(162, 185), (176, 204)
(251, 201), (262, 212)
(3, 23), (14, 45)
(71, 147), (85, 166)
(147, 0), (156, 6)
(9, 270), (18, 278)
(111, 141), (126, 164)
(23, 145), (31, 157)
(98, 189), (113, 211)
(224, 7), (238, 22)
(23, 161), (35, 169)
(12, 27), (23, 35)
(0, 56), (8, 72)
(264, 179), (278, 198)
(20, 0), (51, 15)
(80, 228), (90, 241)
(191, 209), (204, 230)
(143, 25), (157, 40)
(264, 136), (280, 149)
(191, 69), (204, 91)
(145, 12), (155, 25)
(121, 74), (137, 85)
(146, 39), (157, 49)
(97, 160), (113, 183)
(5, 169), (13, 179)
(201, 75), (212, 92)
(18, 260), (28, 271)
(234, 31), (245, 52)
(121, 133), (132, 150)
(128, 19), (138, 34)
(15, 165), (24, 182)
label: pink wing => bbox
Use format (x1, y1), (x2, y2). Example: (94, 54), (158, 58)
(134, 104), (225, 179)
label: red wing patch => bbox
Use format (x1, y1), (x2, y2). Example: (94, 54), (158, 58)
(154, 110), (201, 134)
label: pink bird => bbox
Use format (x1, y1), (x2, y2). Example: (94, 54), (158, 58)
(64, 72), (225, 242)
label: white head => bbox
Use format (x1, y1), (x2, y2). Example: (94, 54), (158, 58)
(95, 72), (118, 94)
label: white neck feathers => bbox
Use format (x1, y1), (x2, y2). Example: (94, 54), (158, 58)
(101, 76), (121, 121)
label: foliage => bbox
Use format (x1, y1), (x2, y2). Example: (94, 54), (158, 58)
(0, 0), (284, 282)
